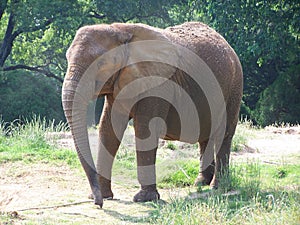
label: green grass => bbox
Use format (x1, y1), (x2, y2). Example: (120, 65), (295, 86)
(232, 120), (258, 152)
(107, 121), (300, 224)
(157, 160), (199, 188)
(0, 116), (79, 167)
(166, 141), (177, 150)
(113, 144), (138, 182)
(149, 191), (300, 224)
(149, 162), (300, 225)
(1, 118), (299, 224)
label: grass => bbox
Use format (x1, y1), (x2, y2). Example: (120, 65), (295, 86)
(149, 162), (300, 225)
(0, 116), (79, 167)
(232, 119), (258, 152)
(1, 118), (299, 224)
(113, 144), (137, 182)
(165, 141), (177, 150)
(149, 191), (300, 224)
(157, 159), (199, 188)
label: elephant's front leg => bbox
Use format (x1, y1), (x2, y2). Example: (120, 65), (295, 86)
(96, 98), (129, 199)
(134, 144), (159, 202)
(133, 98), (169, 202)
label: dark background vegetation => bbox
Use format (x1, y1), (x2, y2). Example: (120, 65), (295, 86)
(0, 0), (299, 126)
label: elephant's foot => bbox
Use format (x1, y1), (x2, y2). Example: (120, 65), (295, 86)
(209, 168), (229, 189)
(89, 186), (103, 207)
(194, 168), (214, 186)
(98, 176), (114, 199)
(209, 174), (218, 189)
(88, 176), (113, 200)
(133, 185), (160, 202)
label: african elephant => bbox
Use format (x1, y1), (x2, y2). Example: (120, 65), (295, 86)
(62, 22), (243, 208)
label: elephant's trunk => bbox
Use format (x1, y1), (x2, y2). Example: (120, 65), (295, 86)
(62, 64), (103, 207)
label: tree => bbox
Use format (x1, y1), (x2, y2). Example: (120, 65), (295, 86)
(0, 0), (87, 82)
(254, 64), (300, 126)
(0, 70), (64, 122)
(196, 0), (299, 109)
(0, 0), (92, 123)
(1, 0), (299, 125)
(192, 0), (299, 125)
(0, 0), (190, 83)
(88, 0), (190, 27)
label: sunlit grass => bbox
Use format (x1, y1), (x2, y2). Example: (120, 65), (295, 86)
(157, 159), (199, 188)
(149, 190), (300, 224)
(232, 120), (258, 152)
(149, 161), (300, 225)
(1, 118), (299, 224)
(0, 116), (79, 167)
(165, 141), (177, 150)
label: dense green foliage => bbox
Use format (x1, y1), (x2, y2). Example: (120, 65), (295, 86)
(0, 71), (64, 122)
(255, 65), (300, 126)
(0, 0), (299, 126)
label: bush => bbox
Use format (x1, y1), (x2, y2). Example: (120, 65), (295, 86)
(253, 65), (300, 127)
(0, 71), (65, 123)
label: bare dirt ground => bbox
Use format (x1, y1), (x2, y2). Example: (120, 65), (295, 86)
(1, 126), (300, 224)
(232, 126), (300, 164)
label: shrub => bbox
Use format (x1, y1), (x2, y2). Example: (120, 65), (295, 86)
(0, 71), (65, 123)
(253, 65), (300, 127)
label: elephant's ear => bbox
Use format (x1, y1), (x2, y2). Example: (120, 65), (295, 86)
(111, 23), (178, 99)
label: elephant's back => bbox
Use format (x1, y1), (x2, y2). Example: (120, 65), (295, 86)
(166, 22), (221, 44)
(165, 22), (229, 52)
(165, 22), (242, 102)
(164, 22), (240, 74)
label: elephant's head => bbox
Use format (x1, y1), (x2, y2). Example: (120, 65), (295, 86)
(61, 23), (177, 207)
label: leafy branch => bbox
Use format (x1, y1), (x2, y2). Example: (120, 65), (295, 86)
(3, 64), (63, 83)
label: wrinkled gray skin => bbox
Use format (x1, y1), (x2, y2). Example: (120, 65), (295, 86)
(62, 22), (243, 208)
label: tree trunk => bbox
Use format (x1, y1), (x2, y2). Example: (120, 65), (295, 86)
(0, 12), (21, 68)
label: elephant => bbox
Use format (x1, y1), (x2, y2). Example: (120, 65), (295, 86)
(62, 22), (243, 208)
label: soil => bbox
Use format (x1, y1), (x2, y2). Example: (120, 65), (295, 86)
(1, 126), (299, 224)
(232, 126), (300, 164)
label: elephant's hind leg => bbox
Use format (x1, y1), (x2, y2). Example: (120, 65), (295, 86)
(209, 134), (232, 189)
(209, 77), (242, 189)
(195, 140), (215, 186)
